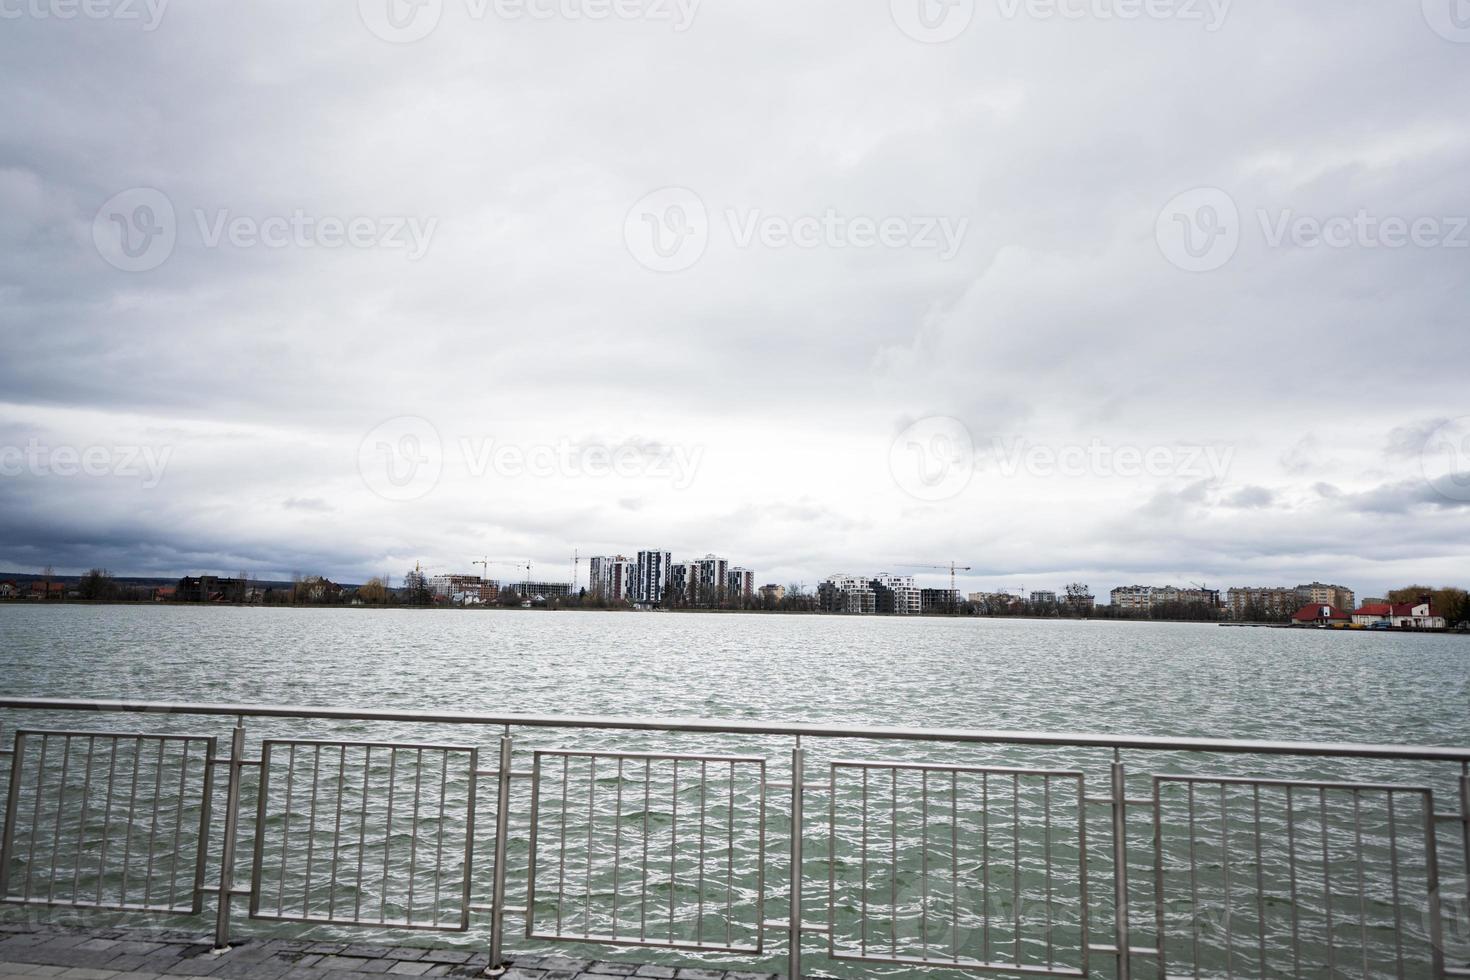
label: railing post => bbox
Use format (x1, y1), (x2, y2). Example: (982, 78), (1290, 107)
(1111, 755), (1131, 980)
(789, 741), (804, 980)
(488, 733), (514, 975)
(213, 722), (245, 952)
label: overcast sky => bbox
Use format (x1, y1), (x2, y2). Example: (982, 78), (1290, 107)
(1, 0), (1468, 599)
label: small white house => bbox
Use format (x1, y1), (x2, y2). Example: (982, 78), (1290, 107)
(1392, 601), (1446, 630)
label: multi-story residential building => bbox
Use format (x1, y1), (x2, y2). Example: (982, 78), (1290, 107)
(819, 574), (876, 614)
(176, 576), (247, 602)
(727, 567), (755, 601)
(920, 588), (961, 613)
(871, 573), (921, 614)
(1030, 590), (1059, 605)
(694, 555), (729, 605)
(1110, 585), (1219, 612)
(758, 584), (786, 603)
(431, 573), (486, 603)
(521, 581), (574, 601)
(1297, 582), (1355, 612)
(1226, 587), (1302, 620)
(589, 556), (637, 601)
(636, 550), (672, 605)
(667, 562), (695, 604)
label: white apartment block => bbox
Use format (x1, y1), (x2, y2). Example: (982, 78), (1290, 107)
(636, 550), (672, 605)
(727, 567), (755, 600)
(873, 573), (921, 614)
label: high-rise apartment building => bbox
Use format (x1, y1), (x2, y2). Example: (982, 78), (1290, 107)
(636, 550), (672, 605)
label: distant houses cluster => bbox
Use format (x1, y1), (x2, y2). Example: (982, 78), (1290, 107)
(817, 573), (971, 614)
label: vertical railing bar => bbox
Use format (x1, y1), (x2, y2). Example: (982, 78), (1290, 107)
(48, 734), (72, 903)
(380, 746), (396, 924)
(1111, 757), (1131, 980)
(120, 736), (142, 905)
(1152, 779), (1166, 978)
(696, 759), (707, 946)
(1352, 789), (1368, 980)
(142, 738), (165, 907)
(328, 744), (347, 920)
(1286, 784), (1300, 980)
(25, 733), (50, 902)
(893, 767), (900, 957)
(305, 744), (323, 917)
(982, 771), (990, 963)
(279, 743), (297, 913)
(640, 758), (650, 943)
(921, 768), (929, 962)
(1385, 790), (1404, 980)
(612, 756), (624, 940)
(488, 736), (512, 968)
(1188, 781), (1199, 978)
(1319, 787), (1334, 979)
(1252, 784), (1265, 978)
(214, 722), (245, 951)
(725, 760), (734, 948)
(669, 757), (679, 945)
(1461, 763), (1470, 948)
(0, 733), (28, 902)
(1044, 773), (1053, 967)
(193, 736), (216, 916)
(1013, 774), (1021, 966)
(1076, 772), (1091, 978)
(1423, 787), (1446, 980)
(585, 755), (597, 938)
(432, 749), (446, 926)
(861, 767), (869, 957)
(97, 735), (118, 907)
(827, 762), (837, 962)
(951, 770), (958, 965)
(73, 734), (96, 900)
(354, 745), (370, 922)
(556, 754), (568, 936)
(789, 742), (803, 980)
(169, 740), (190, 909)
(527, 750), (543, 943)
(407, 746), (423, 927)
(1220, 782), (1232, 979)
(461, 747), (478, 935)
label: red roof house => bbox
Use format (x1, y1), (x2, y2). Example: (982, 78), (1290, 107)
(1291, 603), (1351, 626)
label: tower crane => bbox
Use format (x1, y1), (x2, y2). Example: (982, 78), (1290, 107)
(901, 561), (974, 611)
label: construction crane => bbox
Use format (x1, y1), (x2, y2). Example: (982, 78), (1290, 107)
(478, 559), (533, 594)
(902, 562), (974, 610)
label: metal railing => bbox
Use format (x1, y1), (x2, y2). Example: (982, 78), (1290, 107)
(0, 697), (1467, 979)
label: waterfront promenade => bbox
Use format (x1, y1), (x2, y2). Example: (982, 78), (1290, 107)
(0, 925), (774, 980)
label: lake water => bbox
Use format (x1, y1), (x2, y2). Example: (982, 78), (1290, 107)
(1, 606), (1468, 977)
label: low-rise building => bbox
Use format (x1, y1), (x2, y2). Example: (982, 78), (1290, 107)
(0, 581), (16, 599)
(431, 573), (486, 604)
(758, 584), (786, 603)
(1392, 599), (1447, 630)
(1290, 603), (1352, 627)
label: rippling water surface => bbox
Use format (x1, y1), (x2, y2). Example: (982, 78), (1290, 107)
(1, 606), (1467, 977)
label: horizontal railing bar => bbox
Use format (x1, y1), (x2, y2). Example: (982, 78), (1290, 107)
(1155, 775), (1431, 792)
(525, 931), (761, 955)
(474, 770), (534, 779)
(469, 904), (528, 915)
(764, 781), (829, 792)
(830, 952), (1085, 977)
(760, 920), (832, 933)
(537, 748), (767, 764)
(1085, 797), (1156, 806)
(3, 697), (1470, 761)
(1088, 944), (1160, 957)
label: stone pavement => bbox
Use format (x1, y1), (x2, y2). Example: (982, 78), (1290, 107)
(0, 926), (781, 980)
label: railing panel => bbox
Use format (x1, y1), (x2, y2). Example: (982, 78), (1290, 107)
(826, 760), (1090, 977)
(526, 749), (767, 954)
(1152, 775), (1445, 980)
(0, 729), (215, 914)
(247, 739), (478, 931)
